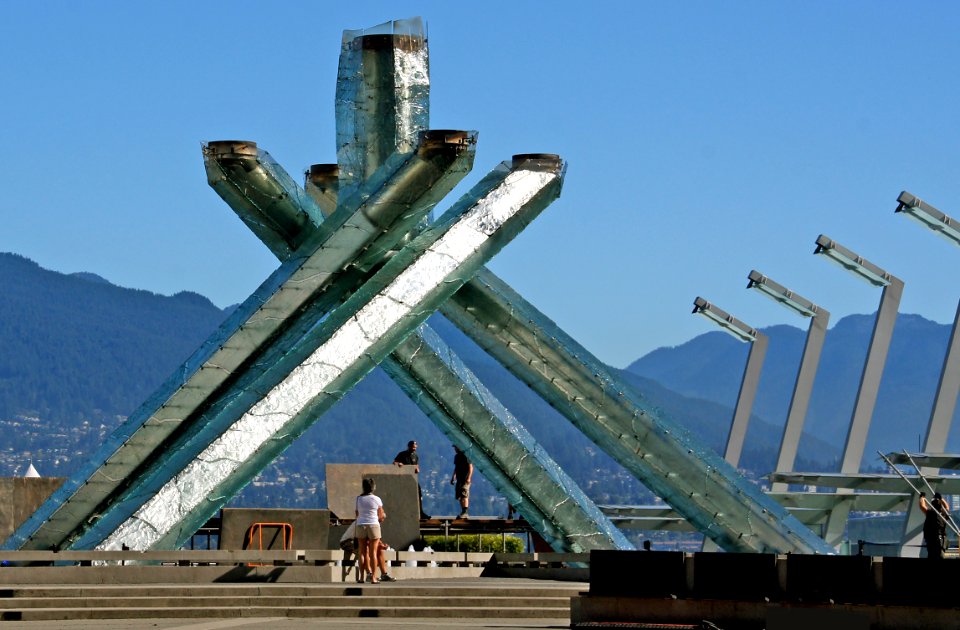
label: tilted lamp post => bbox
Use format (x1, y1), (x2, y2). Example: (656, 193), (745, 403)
(814, 235), (903, 546)
(747, 271), (829, 493)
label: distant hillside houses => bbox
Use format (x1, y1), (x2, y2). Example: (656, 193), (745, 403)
(2, 251), (953, 515)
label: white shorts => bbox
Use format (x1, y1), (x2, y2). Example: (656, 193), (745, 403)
(356, 523), (381, 540)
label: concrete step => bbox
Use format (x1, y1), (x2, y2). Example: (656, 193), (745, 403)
(1, 605), (570, 622)
(0, 595), (571, 609)
(0, 583), (582, 598)
(0, 579), (582, 622)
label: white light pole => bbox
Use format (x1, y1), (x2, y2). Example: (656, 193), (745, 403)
(692, 297), (768, 467)
(814, 235), (904, 546)
(747, 271), (830, 493)
(896, 191), (960, 556)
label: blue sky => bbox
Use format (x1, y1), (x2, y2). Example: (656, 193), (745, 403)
(1, 2), (958, 367)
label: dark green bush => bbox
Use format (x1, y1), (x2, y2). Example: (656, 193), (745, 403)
(423, 534), (524, 553)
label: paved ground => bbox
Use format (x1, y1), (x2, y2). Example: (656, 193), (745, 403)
(0, 619), (569, 629)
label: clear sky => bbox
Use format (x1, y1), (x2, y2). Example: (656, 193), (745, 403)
(1, 2), (958, 367)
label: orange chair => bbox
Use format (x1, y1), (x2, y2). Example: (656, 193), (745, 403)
(245, 522), (293, 565)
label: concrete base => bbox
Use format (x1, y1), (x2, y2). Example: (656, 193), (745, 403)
(0, 477), (64, 543)
(369, 473), (420, 551)
(325, 464), (416, 520)
(325, 464), (421, 551)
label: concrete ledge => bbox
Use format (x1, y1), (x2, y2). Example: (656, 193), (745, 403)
(0, 550), (588, 584)
(394, 551), (491, 566)
(3, 549), (310, 565)
(0, 564), (490, 584)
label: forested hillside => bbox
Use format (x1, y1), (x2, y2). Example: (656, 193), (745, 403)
(0, 253), (227, 422)
(0, 252), (841, 516)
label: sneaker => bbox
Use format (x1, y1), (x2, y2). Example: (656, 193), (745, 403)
(380, 574), (396, 582)
(366, 575), (373, 583)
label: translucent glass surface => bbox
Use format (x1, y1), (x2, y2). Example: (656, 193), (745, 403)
(440, 270), (834, 554)
(94, 160), (563, 550)
(203, 145), (325, 257)
(336, 17), (429, 202)
(6, 144), (471, 552)
(199, 143), (595, 551)
(385, 324), (631, 551)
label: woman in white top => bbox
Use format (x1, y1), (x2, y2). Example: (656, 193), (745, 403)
(355, 477), (386, 583)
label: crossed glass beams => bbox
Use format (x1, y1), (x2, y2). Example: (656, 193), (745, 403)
(7, 23), (629, 553)
(5, 18), (835, 556)
(141, 24), (831, 554)
(95, 155), (570, 551)
(197, 141), (629, 553)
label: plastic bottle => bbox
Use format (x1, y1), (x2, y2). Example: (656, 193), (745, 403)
(405, 544), (416, 568)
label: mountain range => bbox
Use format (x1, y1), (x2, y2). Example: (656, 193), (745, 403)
(1, 251), (954, 515)
(628, 313), (959, 470)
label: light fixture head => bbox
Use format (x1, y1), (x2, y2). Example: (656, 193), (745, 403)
(692, 297), (758, 343)
(746, 270), (819, 318)
(813, 235), (891, 288)
(895, 191), (960, 248)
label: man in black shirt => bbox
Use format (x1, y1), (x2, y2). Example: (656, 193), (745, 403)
(450, 445), (473, 519)
(394, 440), (429, 519)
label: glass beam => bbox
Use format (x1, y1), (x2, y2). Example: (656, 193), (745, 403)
(92, 157), (565, 550)
(441, 271), (834, 554)
(5, 136), (474, 552)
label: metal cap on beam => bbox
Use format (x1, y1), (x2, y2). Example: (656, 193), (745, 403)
(205, 140), (259, 159)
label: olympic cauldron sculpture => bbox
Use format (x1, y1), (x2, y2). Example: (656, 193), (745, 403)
(4, 18), (831, 555)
